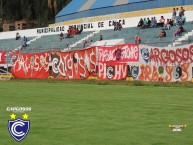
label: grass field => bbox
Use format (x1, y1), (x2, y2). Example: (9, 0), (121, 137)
(0, 80), (193, 145)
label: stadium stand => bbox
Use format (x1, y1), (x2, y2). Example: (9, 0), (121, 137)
(26, 31), (94, 51)
(1, 0), (193, 52)
(74, 22), (193, 48)
(0, 37), (35, 51)
(1, 22), (192, 52)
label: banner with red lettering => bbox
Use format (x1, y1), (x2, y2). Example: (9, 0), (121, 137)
(11, 52), (49, 78)
(51, 47), (96, 79)
(129, 44), (193, 82)
(0, 51), (6, 64)
(98, 43), (139, 63)
(98, 62), (128, 80)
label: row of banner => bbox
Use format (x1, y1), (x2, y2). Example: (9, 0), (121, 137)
(1, 43), (193, 82)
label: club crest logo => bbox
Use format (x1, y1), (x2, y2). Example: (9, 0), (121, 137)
(8, 111), (30, 142)
(130, 65), (139, 79)
(140, 48), (149, 63)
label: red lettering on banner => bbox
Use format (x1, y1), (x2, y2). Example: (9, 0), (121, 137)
(165, 66), (173, 82)
(150, 45), (193, 65)
(98, 62), (127, 80)
(138, 64), (159, 81)
(98, 44), (139, 62)
(11, 52), (49, 78)
(51, 47), (96, 79)
(180, 63), (189, 82)
(138, 63), (191, 82)
(0, 51), (6, 64)
(152, 66), (159, 81)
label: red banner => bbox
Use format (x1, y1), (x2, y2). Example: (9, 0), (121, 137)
(0, 51), (6, 64)
(11, 52), (49, 78)
(51, 47), (96, 79)
(98, 43), (139, 62)
(98, 62), (128, 80)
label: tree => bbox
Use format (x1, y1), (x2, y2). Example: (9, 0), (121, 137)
(0, 0), (72, 28)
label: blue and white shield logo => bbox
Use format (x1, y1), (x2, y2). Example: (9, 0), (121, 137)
(8, 118), (30, 142)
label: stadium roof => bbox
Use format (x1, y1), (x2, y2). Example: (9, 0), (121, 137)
(56, 0), (149, 17)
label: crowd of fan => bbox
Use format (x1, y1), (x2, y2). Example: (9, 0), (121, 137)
(137, 7), (186, 39)
(59, 25), (84, 42)
(113, 21), (122, 31)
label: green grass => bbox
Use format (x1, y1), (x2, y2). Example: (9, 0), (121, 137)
(0, 80), (193, 145)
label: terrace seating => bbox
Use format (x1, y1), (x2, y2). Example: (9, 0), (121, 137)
(1, 22), (193, 53)
(0, 37), (34, 51)
(24, 31), (93, 53)
(82, 21), (193, 47)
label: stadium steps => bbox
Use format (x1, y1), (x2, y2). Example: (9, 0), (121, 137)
(26, 31), (94, 52)
(0, 37), (35, 51)
(68, 31), (100, 50)
(169, 29), (193, 47)
(168, 22), (193, 47)
(15, 36), (42, 51)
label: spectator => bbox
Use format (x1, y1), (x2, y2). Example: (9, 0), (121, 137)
(67, 29), (73, 38)
(169, 19), (174, 27)
(174, 25), (184, 37)
(16, 32), (21, 40)
(147, 18), (151, 28)
(83, 40), (89, 48)
(156, 29), (166, 38)
(66, 44), (70, 51)
(113, 21), (118, 31)
(165, 19), (171, 30)
(77, 25), (83, 35)
(176, 8), (180, 24)
(135, 35), (141, 44)
(99, 35), (103, 41)
(66, 26), (79, 38)
(181, 15), (186, 25)
(179, 6), (185, 17)
(152, 17), (157, 28)
(137, 18), (144, 29)
(157, 16), (165, 27)
(178, 16), (183, 26)
(172, 8), (176, 21)
(90, 40), (93, 45)
(142, 18), (148, 29)
(118, 22), (122, 31)
(22, 36), (28, 47)
(59, 32), (64, 42)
